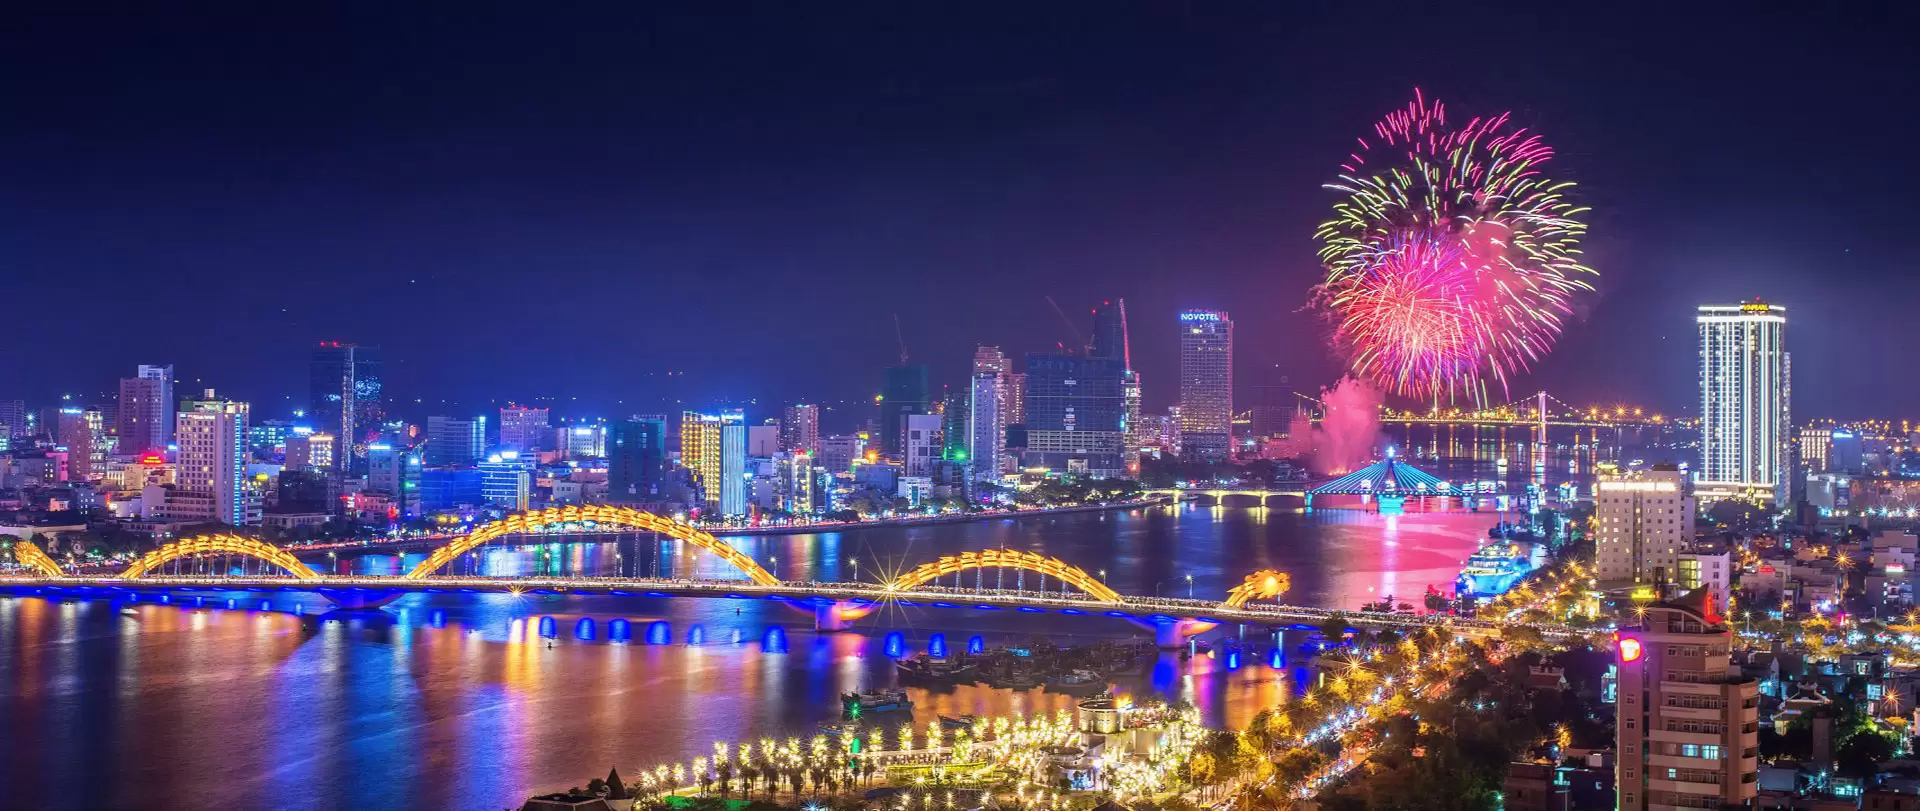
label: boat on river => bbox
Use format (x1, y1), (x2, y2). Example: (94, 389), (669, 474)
(842, 689), (913, 718)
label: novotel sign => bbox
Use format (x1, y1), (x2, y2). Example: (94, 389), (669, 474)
(1179, 311), (1222, 322)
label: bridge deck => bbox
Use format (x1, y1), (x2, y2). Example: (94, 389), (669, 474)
(0, 575), (1525, 634)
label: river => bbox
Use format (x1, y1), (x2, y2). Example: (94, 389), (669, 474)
(0, 502), (1505, 811)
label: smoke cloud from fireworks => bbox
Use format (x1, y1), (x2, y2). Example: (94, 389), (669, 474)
(1285, 376), (1384, 475)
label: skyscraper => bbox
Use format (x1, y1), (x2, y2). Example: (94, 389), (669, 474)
(967, 372), (1004, 479)
(720, 411), (746, 517)
(1087, 300), (1143, 472)
(309, 343), (382, 472)
(1005, 373), (1026, 426)
(904, 413), (942, 477)
(607, 417), (667, 502)
(1594, 464), (1696, 588)
(477, 451), (532, 511)
(879, 364), (930, 458)
(1696, 302), (1790, 504)
(425, 415), (486, 467)
(499, 405), (550, 453)
(0, 400), (26, 439)
(173, 390), (255, 526)
(117, 364), (174, 455)
(1614, 594), (1759, 811)
(1021, 354), (1126, 477)
(780, 404), (820, 453)
(1178, 309), (1234, 462)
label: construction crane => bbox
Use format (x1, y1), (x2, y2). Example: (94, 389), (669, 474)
(893, 313), (909, 364)
(1044, 296), (1084, 355)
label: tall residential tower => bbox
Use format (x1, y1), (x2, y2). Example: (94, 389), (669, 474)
(309, 343), (382, 472)
(1696, 302), (1790, 504)
(1177, 310), (1233, 462)
(116, 364), (175, 455)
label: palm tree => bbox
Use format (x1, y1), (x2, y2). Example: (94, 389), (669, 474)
(716, 761), (733, 799)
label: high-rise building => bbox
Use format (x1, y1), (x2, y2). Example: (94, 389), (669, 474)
(366, 444), (420, 518)
(173, 390), (256, 525)
(1022, 354), (1126, 477)
(286, 430), (335, 471)
(309, 343), (382, 471)
(1614, 594), (1759, 811)
(499, 405), (550, 453)
(1087, 299), (1130, 363)
(477, 451), (532, 511)
(425, 416), (487, 467)
(1005, 373), (1026, 426)
(967, 372), (1004, 480)
(904, 413), (942, 477)
(1696, 302), (1790, 504)
(972, 345), (1010, 429)
(56, 408), (93, 481)
(747, 423), (779, 457)
(560, 422), (607, 458)
(1594, 464), (1696, 588)
(116, 364), (175, 455)
(940, 389), (969, 462)
(607, 418), (667, 502)
(1178, 309), (1234, 462)
(720, 412), (746, 517)
(0, 400), (26, 439)
(879, 364), (930, 457)
(818, 435), (865, 474)
(780, 404), (820, 453)
(680, 411), (723, 508)
(1797, 426), (1832, 473)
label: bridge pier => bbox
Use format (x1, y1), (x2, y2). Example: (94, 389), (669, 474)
(321, 590), (403, 610)
(1153, 619), (1211, 649)
(814, 601), (870, 632)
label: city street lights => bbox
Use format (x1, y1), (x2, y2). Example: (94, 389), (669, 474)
(1186, 574), (1194, 599)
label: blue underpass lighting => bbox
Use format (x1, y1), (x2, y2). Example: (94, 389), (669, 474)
(539, 616), (557, 638)
(1105, 611), (1130, 618)
(974, 604), (999, 611)
(763, 627), (788, 653)
(1017, 606), (1044, 613)
(430, 610), (446, 628)
(885, 632), (906, 659)
(646, 621), (670, 645)
(1061, 608), (1085, 615)
(609, 619), (630, 641)
(687, 624), (706, 645)
(929, 633), (947, 658)
(968, 635), (985, 655)
(575, 618), (595, 640)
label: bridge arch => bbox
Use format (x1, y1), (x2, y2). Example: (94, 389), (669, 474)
(9, 540), (63, 577)
(887, 549), (1123, 603)
(1223, 569), (1291, 609)
(120, 534), (321, 579)
(403, 506), (779, 584)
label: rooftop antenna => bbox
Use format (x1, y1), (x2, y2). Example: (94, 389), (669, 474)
(893, 313), (909, 364)
(1044, 296), (1084, 355)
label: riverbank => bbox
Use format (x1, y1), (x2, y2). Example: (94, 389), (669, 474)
(709, 496), (1171, 539)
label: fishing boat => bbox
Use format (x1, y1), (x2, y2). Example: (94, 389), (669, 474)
(841, 689), (913, 719)
(894, 653), (978, 684)
(938, 714), (980, 731)
(1045, 669), (1107, 696)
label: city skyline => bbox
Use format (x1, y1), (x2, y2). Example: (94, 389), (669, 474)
(3, 7), (1918, 418)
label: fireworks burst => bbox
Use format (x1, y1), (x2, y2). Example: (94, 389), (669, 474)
(1315, 90), (1594, 403)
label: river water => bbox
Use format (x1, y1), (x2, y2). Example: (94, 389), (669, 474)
(0, 503), (1502, 811)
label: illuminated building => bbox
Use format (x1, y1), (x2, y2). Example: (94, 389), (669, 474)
(1087, 299), (1144, 472)
(904, 413), (942, 477)
(477, 451), (532, 511)
(1022, 354), (1125, 478)
(680, 411), (723, 507)
(55, 408), (93, 481)
(720, 412), (746, 517)
(780, 404), (820, 453)
(778, 451), (818, 513)
(968, 372), (1004, 479)
(1177, 309), (1234, 462)
(286, 429), (334, 471)
(308, 342), (382, 472)
(880, 364), (930, 457)
(0, 399), (26, 440)
(818, 434), (864, 473)
(1005, 373), (1026, 426)
(1797, 426), (1832, 473)
(1676, 551), (1730, 607)
(1595, 464), (1695, 588)
(747, 423), (778, 457)
(172, 390), (257, 525)
(607, 417), (667, 502)
(366, 444), (421, 518)
(1696, 302), (1790, 504)
(116, 364), (174, 456)
(1829, 428), (1864, 474)
(1614, 594), (1758, 811)
(561, 421), (607, 458)
(425, 415), (486, 466)
(499, 405), (550, 453)
(940, 389), (969, 462)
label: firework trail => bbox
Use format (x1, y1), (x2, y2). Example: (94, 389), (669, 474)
(1315, 90), (1594, 404)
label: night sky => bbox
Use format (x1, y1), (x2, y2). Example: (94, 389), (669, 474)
(3, 4), (1916, 427)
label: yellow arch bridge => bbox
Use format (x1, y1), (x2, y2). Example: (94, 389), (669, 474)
(0, 508), (1503, 639)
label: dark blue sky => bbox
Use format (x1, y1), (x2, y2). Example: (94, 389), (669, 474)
(3, 4), (1916, 427)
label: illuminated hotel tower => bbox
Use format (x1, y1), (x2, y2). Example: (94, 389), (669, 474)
(1696, 302), (1790, 504)
(1178, 309), (1233, 462)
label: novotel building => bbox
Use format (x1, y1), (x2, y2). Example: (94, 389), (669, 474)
(1614, 593), (1759, 811)
(1176, 309), (1233, 463)
(1696, 301), (1790, 505)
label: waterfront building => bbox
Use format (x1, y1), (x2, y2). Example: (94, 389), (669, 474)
(1177, 309), (1233, 462)
(818, 434), (864, 474)
(1614, 594), (1759, 811)
(425, 415), (487, 467)
(477, 451), (532, 511)
(1005, 373), (1027, 426)
(780, 404), (820, 453)
(1696, 302), (1790, 504)
(904, 413), (942, 477)
(968, 372), (1004, 480)
(606, 417), (667, 502)
(366, 444), (420, 518)
(116, 364), (174, 456)
(880, 364), (930, 457)
(172, 390), (256, 525)
(309, 342), (382, 472)
(499, 405), (550, 453)
(778, 451), (818, 514)
(720, 412), (746, 517)
(940, 389), (969, 462)
(1022, 354), (1126, 478)
(1595, 464), (1696, 590)
(680, 411), (724, 508)
(286, 429), (334, 471)
(417, 468), (483, 512)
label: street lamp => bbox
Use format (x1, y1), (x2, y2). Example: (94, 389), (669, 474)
(1186, 574), (1194, 599)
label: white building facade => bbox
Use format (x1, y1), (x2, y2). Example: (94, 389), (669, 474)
(1697, 302), (1790, 504)
(1595, 464), (1696, 588)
